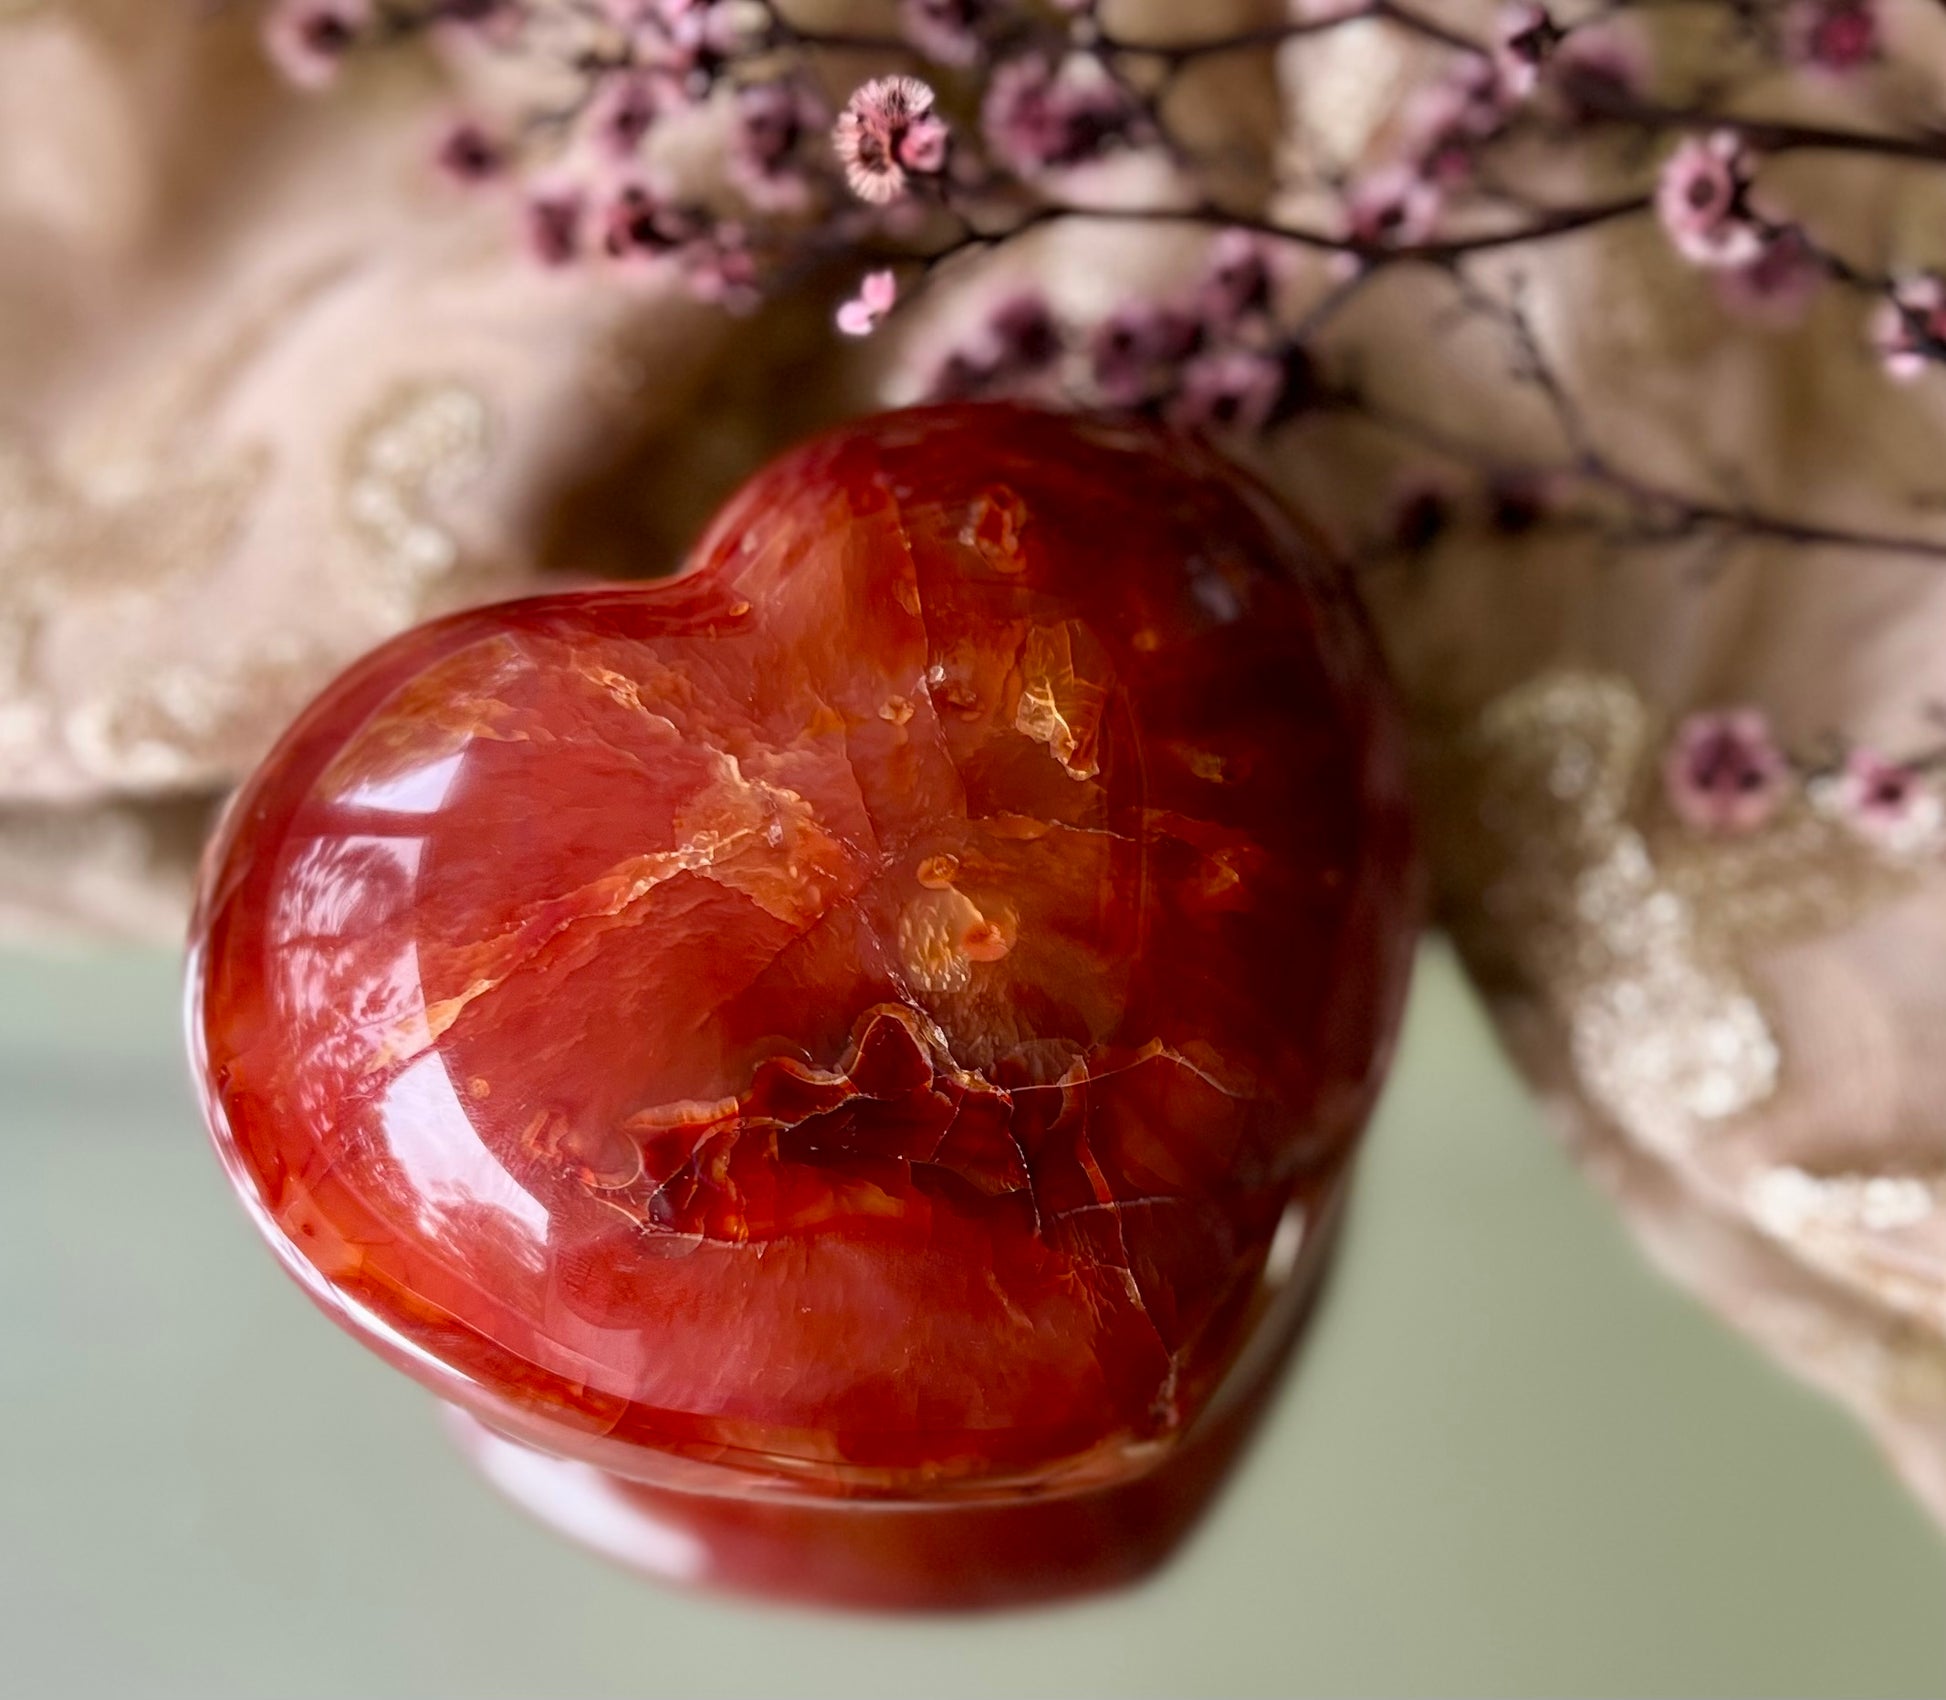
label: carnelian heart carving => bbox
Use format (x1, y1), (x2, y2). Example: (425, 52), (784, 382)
(190, 405), (1417, 1589)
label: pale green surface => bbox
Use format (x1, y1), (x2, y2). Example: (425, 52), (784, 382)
(1, 941), (1941, 1699)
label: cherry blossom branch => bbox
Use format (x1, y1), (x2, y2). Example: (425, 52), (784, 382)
(236, 0), (1946, 849)
(907, 190), (1653, 274)
(254, 0), (1946, 542)
(1573, 88), (1946, 165)
(1355, 274), (1946, 569)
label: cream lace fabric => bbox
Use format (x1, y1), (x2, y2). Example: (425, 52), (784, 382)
(0, 0), (735, 932)
(8, 0), (1946, 1525)
(1273, 5), (1946, 1521)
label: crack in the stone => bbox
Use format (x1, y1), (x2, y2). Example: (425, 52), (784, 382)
(1059, 1100), (1178, 1384)
(1007, 1042), (1250, 1103)
(810, 674), (889, 870)
(1042, 1196), (1186, 1224)
(671, 890), (880, 1054)
(353, 806), (846, 1077)
(601, 999), (1250, 1304)
(407, 827), (766, 1044)
(882, 473), (977, 826)
(1021, 820), (1141, 846)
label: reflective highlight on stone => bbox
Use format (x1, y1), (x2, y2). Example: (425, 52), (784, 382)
(189, 406), (1417, 1606)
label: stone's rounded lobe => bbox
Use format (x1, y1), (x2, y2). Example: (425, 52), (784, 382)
(189, 405), (1417, 1588)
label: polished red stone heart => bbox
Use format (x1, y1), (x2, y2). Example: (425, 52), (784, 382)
(189, 405), (1417, 1605)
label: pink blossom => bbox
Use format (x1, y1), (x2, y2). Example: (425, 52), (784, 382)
(1495, 3), (1564, 99)
(1088, 303), (1203, 407)
(521, 184), (585, 268)
(1167, 349), (1288, 435)
(1546, 24), (1648, 121)
(599, 0), (747, 73)
(587, 71), (674, 164)
(1784, 0), (1879, 76)
(982, 54), (1141, 177)
(834, 76), (948, 204)
(1714, 225), (1824, 329)
(899, 0), (993, 67)
(734, 80), (820, 174)
(433, 118), (505, 185)
(730, 80), (825, 212)
(1871, 274), (1946, 382)
(1663, 709), (1790, 835)
(598, 177), (702, 264)
(987, 293), (1062, 371)
(1400, 60), (1509, 186)
(660, 0), (756, 79)
(1198, 229), (1278, 325)
(922, 293), (1063, 401)
(592, 3), (704, 81)
(837, 269), (899, 336)
(899, 112), (950, 174)
(1655, 132), (1765, 269)
(1341, 165), (1442, 253)
(262, 0), (371, 90)
(1817, 747), (1944, 853)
